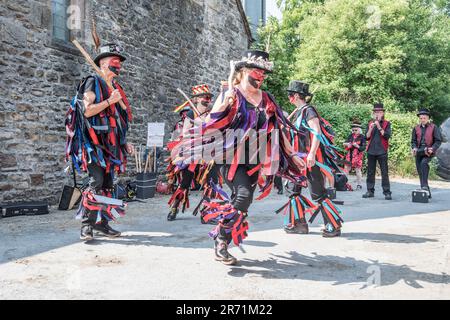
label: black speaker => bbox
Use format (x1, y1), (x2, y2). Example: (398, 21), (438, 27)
(412, 190), (428, 203)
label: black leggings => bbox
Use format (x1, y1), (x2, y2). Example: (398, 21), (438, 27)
(293, 164), (327, 201)
(220, 164), (259, 212)
(179, 164), (219, 190)
(415, 155), (432, 188)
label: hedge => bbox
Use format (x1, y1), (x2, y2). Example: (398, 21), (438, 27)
(305, 103), (434, 177)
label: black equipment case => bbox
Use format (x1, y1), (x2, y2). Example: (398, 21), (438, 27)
(1, 201), (49, 218)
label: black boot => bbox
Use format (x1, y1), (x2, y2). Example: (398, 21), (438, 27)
(80, 225), (94, 241)
(384, 192), (392, 200)
(93, 222), (121, 237)
(214, 239), (237, 265)
(284, 222), (309, 234)
(167, 207), (178, 221)
(362, 191), (374, 198)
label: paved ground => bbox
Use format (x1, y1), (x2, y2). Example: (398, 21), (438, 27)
(0, 177), (449, 300)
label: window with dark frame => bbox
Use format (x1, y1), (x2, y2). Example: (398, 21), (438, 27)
(52, 0), (70, 42)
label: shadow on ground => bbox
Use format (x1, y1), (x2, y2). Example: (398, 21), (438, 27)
(228, 251), (449, 289)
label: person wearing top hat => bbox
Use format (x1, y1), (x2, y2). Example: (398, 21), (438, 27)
(411, 108), (442, 198)
(343, 120), (366, 189)
(172, 49), (317, 265)
(285, 80), (345, 237)
(167, 84), (220, 221)
(66, 42), (134, 241)
(363, 103), (392, 200)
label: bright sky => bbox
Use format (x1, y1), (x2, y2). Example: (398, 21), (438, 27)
(266, 0), (282, 20)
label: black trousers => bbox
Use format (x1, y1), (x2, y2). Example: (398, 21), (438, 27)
(82, 163), (113, 226)
(179, 164), (219, 190)
(180, 167), (195, 190)
(293, 164), (327, 201)
(366, 153), (391, 194)
(220, 164), (259, 212)
(274, 176), (283, 191)
(415, 155), (432, 188)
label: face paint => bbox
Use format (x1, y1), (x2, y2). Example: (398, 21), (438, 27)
(248, 69), (266, 89)
(288, 94), (296, 104)
(108, 57), (122, 75)
(200, 95), (211, 107)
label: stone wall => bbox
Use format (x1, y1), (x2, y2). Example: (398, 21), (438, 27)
(0, 0), (250, 204)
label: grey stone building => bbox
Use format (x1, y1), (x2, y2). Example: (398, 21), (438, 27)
(0, 0), (253, 205)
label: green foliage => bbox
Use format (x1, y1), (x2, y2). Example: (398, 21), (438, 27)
(313, 102), (430, 177)
(386, 111), (418, 170)
(258, 0), (450, 123)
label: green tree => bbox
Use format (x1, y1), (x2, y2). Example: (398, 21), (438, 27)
(258, 0), (450, 122)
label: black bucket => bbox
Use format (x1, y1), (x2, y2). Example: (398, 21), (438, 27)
(136, 172), (157, 199)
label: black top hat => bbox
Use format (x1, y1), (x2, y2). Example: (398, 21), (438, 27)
(373, 103), (384, 111)
(94, 43), (126, 66)
(234, 50), (273, 72)
(417, 108), (430, 117)
(286, 80), (312, 97)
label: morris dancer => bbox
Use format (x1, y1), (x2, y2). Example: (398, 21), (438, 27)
(167, 84), (220, 221)
(343, 120), (366, 189)
(65, 43), (134, 241)
(172, 50), (312, 265)
(280, 80), (345, 237)
(166, 104), (191, 193)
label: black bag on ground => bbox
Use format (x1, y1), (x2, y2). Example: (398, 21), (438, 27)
(334, 172), (348, 191)
(58, 162), (82, 210)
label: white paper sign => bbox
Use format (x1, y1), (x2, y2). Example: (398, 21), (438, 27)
(147, 122), (165, 147)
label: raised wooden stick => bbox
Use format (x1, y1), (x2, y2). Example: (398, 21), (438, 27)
(72, 39), (127, 110)
(176, 88), (200, 116)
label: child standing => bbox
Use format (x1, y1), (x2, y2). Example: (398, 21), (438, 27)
(343, 120), (366, 189)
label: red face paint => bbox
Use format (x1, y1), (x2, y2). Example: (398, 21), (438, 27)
(108, 57), (122, 75)
(249, 69), (266, 81)
(199, 95), (212, 107)
(288, 95), (296, 104)
(248, 69), (267, 89)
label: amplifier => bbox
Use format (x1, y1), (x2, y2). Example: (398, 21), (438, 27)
(1, 201), (49, 218)
(412, 190), (428, 203)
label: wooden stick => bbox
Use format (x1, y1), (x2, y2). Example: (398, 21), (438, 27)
(177, 88), (200, 115)
(72, 40), (127, 111)
(135, 149), (139, 173)
(287, 107), (299, 121)
(153, 146), (157, 173)
(144, 152), (150, 173)
(138, 146), (142, 173)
